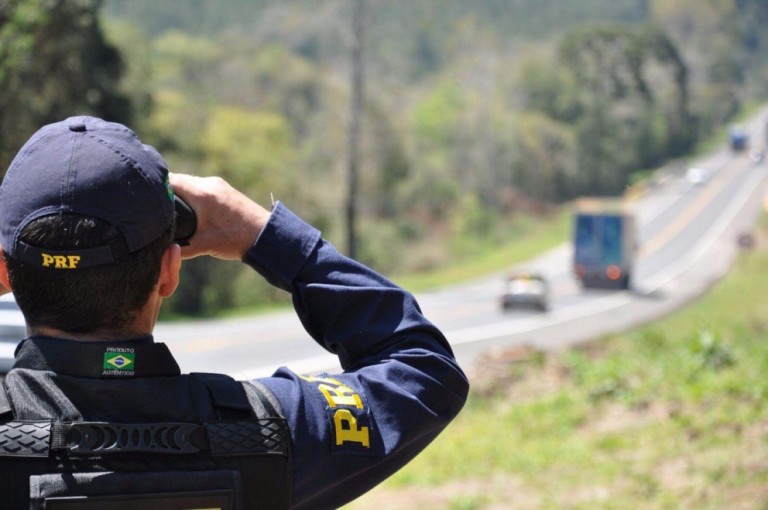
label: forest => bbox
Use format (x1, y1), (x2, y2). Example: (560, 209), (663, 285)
(1, 0), (767, 316)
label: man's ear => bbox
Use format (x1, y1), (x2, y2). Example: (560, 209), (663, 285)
(0, 248), (11, 294)
(158, 243), (181, 298)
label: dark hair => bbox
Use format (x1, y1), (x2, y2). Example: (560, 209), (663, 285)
(4, 214), (173, 335)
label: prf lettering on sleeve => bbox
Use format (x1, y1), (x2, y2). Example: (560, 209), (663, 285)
(301, 375), (377, 455)
(41, 253), (81, 269)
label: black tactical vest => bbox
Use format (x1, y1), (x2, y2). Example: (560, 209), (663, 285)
(0, 371), (291, 510)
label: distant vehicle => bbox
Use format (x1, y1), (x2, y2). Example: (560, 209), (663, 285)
(573, 202), (636, 290)
(501, 273), (549, 312)
(0, 294), (25, 373)
(686, 167), (710, 186)
(729, 125), (749, 152)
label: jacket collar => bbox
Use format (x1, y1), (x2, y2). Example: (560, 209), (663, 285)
(13, 335), (181, 378)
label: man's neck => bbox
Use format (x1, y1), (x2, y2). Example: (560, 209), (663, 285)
(30, 326), (152, 342)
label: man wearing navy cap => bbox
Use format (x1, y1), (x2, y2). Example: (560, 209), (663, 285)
(0, 116), (468, 509)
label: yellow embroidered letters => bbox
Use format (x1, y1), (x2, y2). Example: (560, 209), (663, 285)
(41, 253), (81, 269)
(302, 375), (375, 454)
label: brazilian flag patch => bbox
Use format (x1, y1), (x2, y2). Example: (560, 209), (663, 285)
(103, 352), (135, 371)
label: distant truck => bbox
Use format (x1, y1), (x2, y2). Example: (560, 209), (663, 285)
(573, 202), (636, 290)
(729, 125), (749, 152)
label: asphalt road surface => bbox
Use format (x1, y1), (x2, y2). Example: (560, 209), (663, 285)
(156, 108), (768, 380)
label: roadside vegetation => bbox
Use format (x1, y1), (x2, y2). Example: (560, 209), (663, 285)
(346, 216), (768, 510)
(3, 1), (768, 317)
(393, 207), (571, 292)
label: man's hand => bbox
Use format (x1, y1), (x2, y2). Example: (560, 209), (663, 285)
(169, 173), (271, 260)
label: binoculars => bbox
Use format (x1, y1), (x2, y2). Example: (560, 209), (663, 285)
(173, 196), (197, 245)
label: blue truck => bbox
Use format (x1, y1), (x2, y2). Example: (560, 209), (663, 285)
(573, 204), (636, 290)
(729, 125), (749, 152)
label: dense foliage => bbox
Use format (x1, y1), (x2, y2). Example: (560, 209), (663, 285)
(0, 0), (132, 168)
(1, 0), (767, 315)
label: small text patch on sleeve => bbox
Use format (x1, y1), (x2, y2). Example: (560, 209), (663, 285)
(301, 375), (378, 456)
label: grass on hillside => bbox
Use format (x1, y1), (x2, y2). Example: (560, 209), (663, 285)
(393, 207), (572, 292)
(345, 217), (768, 510)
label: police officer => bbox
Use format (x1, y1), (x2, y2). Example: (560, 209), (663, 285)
(0, 116), (469, 509)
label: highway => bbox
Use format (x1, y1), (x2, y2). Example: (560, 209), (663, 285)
(156, 107), (768, 380)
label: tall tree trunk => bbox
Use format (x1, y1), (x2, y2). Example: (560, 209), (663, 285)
(346, 0), (365, 258)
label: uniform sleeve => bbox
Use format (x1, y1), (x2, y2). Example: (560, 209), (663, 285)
(243, 202), (469, 510)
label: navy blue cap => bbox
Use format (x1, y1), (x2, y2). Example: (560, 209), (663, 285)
(0, 116), (175, 269)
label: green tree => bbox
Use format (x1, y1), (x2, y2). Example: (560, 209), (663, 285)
(246, 44), (319, 139)
(517, 55), (581, 124)
(151, 29), (221, 92)
(650, 0), (768, 135)
(557, 23), (691, 195)
(165, 106), (296, 315)
(510, 112), (578, 202)
(0, 0), (131, 172)
(407, 82), (466, 217)
(201, 105), (294, 195)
